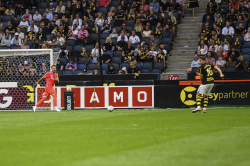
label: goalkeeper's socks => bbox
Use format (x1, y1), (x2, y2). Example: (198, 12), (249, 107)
(53, 95), (57, 107)
(36, 97), (47, 107)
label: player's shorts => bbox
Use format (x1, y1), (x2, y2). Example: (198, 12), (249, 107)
(197, 83), (214, 96)
(43, 87), (56, 97)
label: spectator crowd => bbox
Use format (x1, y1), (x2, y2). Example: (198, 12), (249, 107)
(187, 0), (250, 74)
(0, 0), (186, 77)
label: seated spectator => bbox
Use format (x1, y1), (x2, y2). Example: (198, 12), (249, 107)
(224, 38), (230, 48)
(149, 0), (160, 12)
(154, 27), (162, 38)
(22, 9), (33, 22)
(98, 0), (110, 7)
(198, 39), (208, 56)
(40, 14), (51, 27)
(109, 29), (119, 39)
(222, 22), (235, 38)
(142, 25), (151, 38)
(33, 9), (42, 21)
(103, 37), (114, 56)
(226, 56), (236, 67)
(206, 51), (215, 65)
(160, 0), (170, 12)
(186, 54), (200, 73)
(159, 44), (168, 56)
(95, 13), (105, 28)
(5, 6), (15, 15)
(56, 32), (65, 46)
(6, 21), (15, 34)
(216, 54), (226, 68)
(134, 19), (144, 33)
(235, 55), (246, 72)
(41, 43), (48, 49)
(218, 41), (229, 53)
(78, 25), (89, 41)
(36, 27), (45, 40)
(90, 53), (98, 64)
(123, 41), (135, 57)
(45, 8), (53, 21)
(140, 0), (149, 12)
(244, 27), (250, 41)
(137, 46), (147, 63)
(208, 40), (218, 52)
(147, 46), (157, 62)
(226, 8), (238, 26)
(122, 51), (131, 63)
(91, 42), (103, 56)
(19, 17), (29, 28)
(80, 47), (88, 57)
(102, 20), (111, 33)
(68, 24), (78, 40)
(211, 47), (217, 58)
(217, 47), (228, 61)
(235, 22), (245, 36)
(115, 6), (126, 23)
(92, 69), (100, 75)
(162, 24), (174, 39)
(78, 69), (88, 75)
(16, 27), (25, 40)
(233, 37), (242, 49)
(128, 9), (136, 20)
(117, 36), (128, 51)
(49, 3), (55, 14)
(26, 26), (36, 40)
(28, 20), (38, 33)
(50, 20), (58, 34)
(56, 1), (66, 13)
(228, 47), (240, 60)
(229, 0), (239, 11)
(59, 46), (68, 57)
(168, 12), (177, 26)
(134, 43), (141, 60)
(146, 10), (157, 31)
(39, 63), (49, 75)
(117, 31), (129, 42)
(66, 59), (77, 71)
(126, 62), (138, 74)
(11, 33), (22, 46)
(21, 39), (30, 49)
(1, 31), (11, 47)
(108, 65), (115, 74)
(101, 49), (112, 63)
(156, 48), (166, 67)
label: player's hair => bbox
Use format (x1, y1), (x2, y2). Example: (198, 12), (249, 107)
(51, 65), (56, 68)
(199, 56), (206, 61)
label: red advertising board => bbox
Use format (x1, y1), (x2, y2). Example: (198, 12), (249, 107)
(168, 75), (179, 80)
(132, 87), (153, 107)
(0, 88), (27, 110)
(109, 87), (129, 107)
(61, 88), (81, 107)
(84, 87), (105, 107)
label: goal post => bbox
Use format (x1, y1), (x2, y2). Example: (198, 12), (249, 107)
(0, 49), (59, 111)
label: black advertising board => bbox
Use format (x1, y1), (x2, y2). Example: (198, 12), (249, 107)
(154, 83), (250, 108)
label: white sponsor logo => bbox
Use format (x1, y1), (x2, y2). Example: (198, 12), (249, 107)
(0, 89), (13, 108)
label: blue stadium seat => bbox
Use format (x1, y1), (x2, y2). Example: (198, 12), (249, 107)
(88, 34), (98, 41)
(38, 8), (45, 15)
(38, 2), (48, 9)
(79, 57), (88, 64)
(109, 63), (119, 70)
(162, 38), (172, 44)
(153, 62), (164, 69)
(219, 4), (229, 12)
(136, 63), (141, 69)
(77, 63), (86, 70)
(2, 15), (12, 22)
(112, 57), (121, 63)
(66, 39), (75, 46)
(142, 62), (152, 69)
(126, 20), (135, 27)
(2, 22), (7, 28)
(87, 69), (93, 74)
(111, 38), (117, 46)
(98, 69), (107, 75)
(70, 51), (80, 57)
(121, 63), (130, 69)
(243, 41), (250, 48)
(1, 46), (9, 49)
(151, 69), (161, 79)
(74, 69), (83, 75)
(225, 67), (236, 72)
(100, 33), (109, 39)
(114, 50), (122, 57)
(84, 45), (94, 52)
(192, 67), (198, 73)
(242, 48), (250, 54)
(17, 15), (22, 22)
(63, 70), (74, 75)
(141, 68), (151, 73)
(74, 45), (83, 52)
(60, 57), (67, 65)
(87, 63), (98, 70)
(98, 7), (108, 14)
(110, 1), (120, 7)
(242, 54), (250, 61)
(98, 63), (109, 70)
(100, 39), (106, 46)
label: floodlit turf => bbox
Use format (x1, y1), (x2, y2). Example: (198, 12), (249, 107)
(0, 108), (250, 166)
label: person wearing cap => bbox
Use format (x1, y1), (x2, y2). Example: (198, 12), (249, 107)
(10, 32), (22, 46)
(199, 8), (215, 32)
(49, 3), (55, 14)
(45, 8), (53, 21)
(78, 69), (88, 75)
(56, 0), (65, 13)
(101, 49), (112, 63)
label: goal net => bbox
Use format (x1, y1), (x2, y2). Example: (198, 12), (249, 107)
(0, 49), (59, 110)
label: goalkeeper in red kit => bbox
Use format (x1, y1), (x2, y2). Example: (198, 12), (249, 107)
(33, 65), (60, 112)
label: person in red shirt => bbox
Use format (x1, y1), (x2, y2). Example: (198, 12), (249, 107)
(98, 0), (110, 7)
(229, 0), (239, 11)
(33, 65), (60, 112)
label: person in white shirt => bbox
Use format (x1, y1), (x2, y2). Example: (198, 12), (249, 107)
(56, 32), (65, 46)
(27, 20), (38, 33)
(17, 27), (25, 40)
(73, 14), (82, 28)
(95, 13), (104, 28)
(186, 54), (200, 73)
(54, 14), (61, 27)
(117, 31), (128, 42)
(218, 41), (229, 53)
(129, 30), (140, 45)
(91, 42), (103, 56)
(222, 22), (234, 37)
(55, 0), (65, 13)
(33, 9), (42, 21)
(11, 33), (22, 46)
(68, 24), (78, 40)
(19, 17), (29, 28)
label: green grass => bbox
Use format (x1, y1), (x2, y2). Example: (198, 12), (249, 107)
(0, 108), (250, 166)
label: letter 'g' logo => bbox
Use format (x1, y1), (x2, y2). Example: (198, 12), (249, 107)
(180, 86), (196, 106)
(0, 89), (13, 108)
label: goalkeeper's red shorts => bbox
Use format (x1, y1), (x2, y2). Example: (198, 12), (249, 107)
(43, 87), (56, 97)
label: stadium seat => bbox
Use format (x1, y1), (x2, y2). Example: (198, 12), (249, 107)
(87, 63), (98, 70)
(2, 22), (7, 28)
(28, 40), (33, 48)
(100, 39), (106, 46)
(111, 38), (117, 46)
(121, 63), (130, 69)
(141, 68), (151, 73)
(163, 12), (169, 19)
(2, 15), (12, 22)
(114, 50), (122, 57)
(219, 67), (225, 72)
(79, 57), (88, 64)
(29, 9), (35, 15)
(67, 57), (77, 63)
(153, 62), (164, 69)
(244, 60), (249, 68)
(112, 57), (121, 63)
(98, 7), (108, 14)
(66, 39), (75, 46)
(38, 2), (48, 9)
(10, 45), (17, 49)
(112, 26), (122, 35)
(1, 46), (9, 49)
(142, 38), (150, 44)
(34, 21), (40, 27)
(98, 63), (109, 70)
(17, 15), (22, 22)
(136, 63), (141, 69)
(242, 48), (250, 54)
(125, 20), (135, 27)
(222, 36), (232, 44)
(74, 45), (82, 52)
(88, 34), (98, 41)
(243, 41), (250, 48)
(52, 2), (58, 8)
(151, 69), (161, 79)
(70, 51), (80, 57)
(155, 38), (161, 44)
(109, 63), (119, 70)
(77, 63), (86, 70)
(74, 69), (83, 75)
(110, 1), (120, 7)
(100, 33), (109, 39)
(233, 36), (244, 43)
(67, 20), (72, 26)
(20, 28), (27, 36)
(63, 70), (74, 75)
(85, 45), (94, 52)
(98, 69), (107, 75)
(162, 38), (172, 44)
(242, 54), (250, 61)
(163, 44), (170, 52)
(87, 69), (93, 74)
(60, 57), (67, 65)
(38, 8), (45, 15)
(142, 62), (152, 69)
(225, 67), (236, 72)
(125, 26), (133, 34)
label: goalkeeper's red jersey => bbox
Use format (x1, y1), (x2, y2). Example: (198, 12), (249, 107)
(44, 72), (58, 88)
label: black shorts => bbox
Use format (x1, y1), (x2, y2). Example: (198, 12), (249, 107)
(189, 2), (199, 8)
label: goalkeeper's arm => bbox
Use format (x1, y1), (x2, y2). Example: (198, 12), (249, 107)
(34, 76), (45, 88)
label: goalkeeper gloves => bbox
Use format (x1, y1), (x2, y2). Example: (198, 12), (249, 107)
(34, 82), (39, 88)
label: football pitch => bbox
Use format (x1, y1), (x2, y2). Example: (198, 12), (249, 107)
(0, 108), (250, 166)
